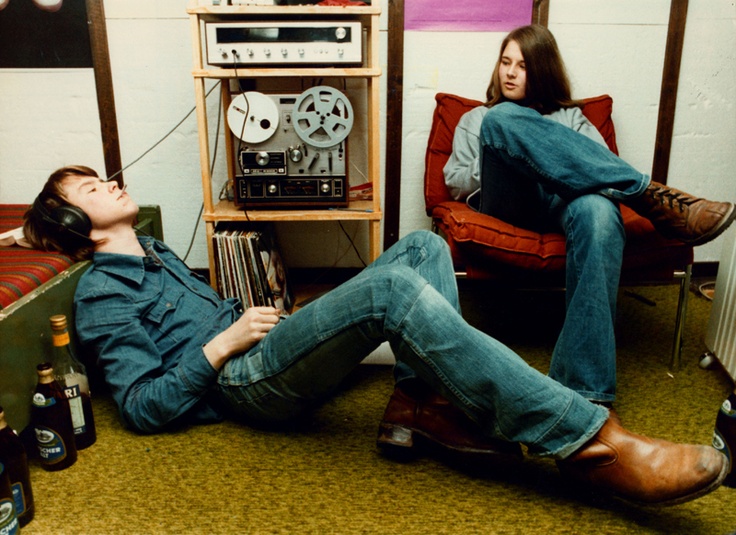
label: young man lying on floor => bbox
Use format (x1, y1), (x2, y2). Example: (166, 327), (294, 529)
(23, 165), (734, 507)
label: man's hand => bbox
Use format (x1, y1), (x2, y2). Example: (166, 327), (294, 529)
(203, 306), (281, 370)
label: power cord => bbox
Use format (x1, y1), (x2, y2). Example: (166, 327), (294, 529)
(183, 83), (223, 263)
(106, 81), (221, 185)
(101, 80), (223, 262)
(338, 220), (366, 267)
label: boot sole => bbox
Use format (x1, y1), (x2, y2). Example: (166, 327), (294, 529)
(684, 202), (736, 247)
(376, 422), (523, 458)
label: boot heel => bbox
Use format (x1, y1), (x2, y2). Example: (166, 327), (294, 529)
(377, 422), (416, 456)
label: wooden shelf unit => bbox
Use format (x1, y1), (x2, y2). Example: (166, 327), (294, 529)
(187, 2), (383, 283)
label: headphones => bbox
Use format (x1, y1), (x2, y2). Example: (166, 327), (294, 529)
(32, 195), (93, 244)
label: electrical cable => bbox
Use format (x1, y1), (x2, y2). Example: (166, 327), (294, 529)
(106, 82), (221, 184)
(183, 84), (223, 263)
(338, 220), (367, 267)
(96, 80), (222, 262)
(92, 74), (361, 272)
(231, 60), (252, 222)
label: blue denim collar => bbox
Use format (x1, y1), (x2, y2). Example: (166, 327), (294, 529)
(91, 236), (165, 286)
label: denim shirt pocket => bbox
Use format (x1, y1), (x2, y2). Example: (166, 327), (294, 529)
(141, 289), (187, 357)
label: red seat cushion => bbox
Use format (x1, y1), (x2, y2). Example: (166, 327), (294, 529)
(423, 94), (693, 279)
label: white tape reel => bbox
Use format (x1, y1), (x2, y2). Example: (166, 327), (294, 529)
(292, 86), (354, 149)
(227, 91), (279, 144)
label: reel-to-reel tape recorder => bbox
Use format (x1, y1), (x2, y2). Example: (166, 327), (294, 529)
(228, 85), (353, 209)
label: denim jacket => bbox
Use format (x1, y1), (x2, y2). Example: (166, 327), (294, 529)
(74, 237), (242, 433)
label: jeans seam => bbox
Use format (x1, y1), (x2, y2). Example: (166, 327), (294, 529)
(525, 391), (577, 454)
(395, 287), (511, 441)
(408, 346), (506, 439)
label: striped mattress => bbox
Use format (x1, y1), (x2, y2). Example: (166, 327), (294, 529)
(0, 204), (74, 309)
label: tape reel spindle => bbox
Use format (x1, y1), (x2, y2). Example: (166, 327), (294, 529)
(227, 91), (280, 144)
(292, 86), (354, 149)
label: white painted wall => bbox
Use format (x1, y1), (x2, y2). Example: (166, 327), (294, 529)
(0, 0), (734, 268)
(401, 0), (736, 264)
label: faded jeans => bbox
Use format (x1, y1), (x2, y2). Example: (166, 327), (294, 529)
(478, 102), (651, 402)
(217, 230), (607, 458)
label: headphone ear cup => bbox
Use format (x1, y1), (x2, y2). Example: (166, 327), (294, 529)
(50, 205), (92, 237)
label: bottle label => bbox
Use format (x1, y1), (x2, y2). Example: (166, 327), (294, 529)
(9, 483), (24, 517)
(52, 331), (71, 347)
(34, 425), (68, 464)
(714, 428), (728, 455)
(0, 497), (19, 535)
(64, 384), (87, 434)
(32, 393), (56, 408)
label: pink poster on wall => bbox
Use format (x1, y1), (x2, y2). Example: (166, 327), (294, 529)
(405, 0), (534, 32)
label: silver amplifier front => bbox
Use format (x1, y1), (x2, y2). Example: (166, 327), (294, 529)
(205, 21), (362, 66)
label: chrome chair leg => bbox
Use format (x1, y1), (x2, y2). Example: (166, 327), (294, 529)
(670, 264), (692, 371)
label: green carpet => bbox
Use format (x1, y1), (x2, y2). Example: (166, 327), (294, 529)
(20, 281), (736, 534)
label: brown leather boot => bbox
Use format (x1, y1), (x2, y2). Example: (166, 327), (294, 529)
(377, 382), (522, 460)
(626, 181), (736, 246)
(557, 417), (728, 506)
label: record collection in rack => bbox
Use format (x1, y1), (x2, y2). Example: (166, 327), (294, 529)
(212, 224), (294, 313)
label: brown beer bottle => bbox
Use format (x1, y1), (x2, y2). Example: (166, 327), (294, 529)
(713, 389), (736, 487)
(0, 407), (34, 526)
(0, 462), (20, 535)
(31, 362), (78, 471)
(50, 314), (97, 450)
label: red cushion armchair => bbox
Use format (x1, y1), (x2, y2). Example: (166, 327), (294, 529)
(424, 93), (694, 370)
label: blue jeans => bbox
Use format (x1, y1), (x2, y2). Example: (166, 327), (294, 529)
(479, 102), (650, 402)
(217, 231), (607, 458)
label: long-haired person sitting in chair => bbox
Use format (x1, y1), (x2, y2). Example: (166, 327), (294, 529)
(444, 24), (735, 413)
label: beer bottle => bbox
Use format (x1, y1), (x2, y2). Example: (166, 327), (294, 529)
(713, 389), (736, 487)
(49, 314), (97, 450)
(0, 462), (20, 535)
(0, 407), (34, 526)
(31, 362), (77, 471)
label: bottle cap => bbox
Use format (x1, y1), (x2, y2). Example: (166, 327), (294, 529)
(50, 314), (68, 331)
(36, 362), (53, 375)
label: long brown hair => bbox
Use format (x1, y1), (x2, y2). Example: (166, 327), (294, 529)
(485, 25), (581, 114)
(23, 165), (100, 262)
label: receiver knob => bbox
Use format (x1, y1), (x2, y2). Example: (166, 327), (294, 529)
(256, 151), (270, 166)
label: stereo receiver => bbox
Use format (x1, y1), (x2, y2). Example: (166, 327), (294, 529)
(205, 21), (362, 66)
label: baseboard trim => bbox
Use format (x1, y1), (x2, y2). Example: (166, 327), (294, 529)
(194, 263), (720, 290)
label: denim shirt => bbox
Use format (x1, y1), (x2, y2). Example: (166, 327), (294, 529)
(74, 237), (242, 433)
